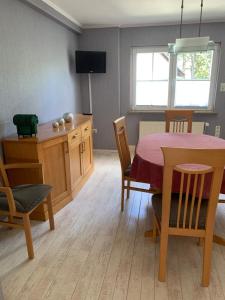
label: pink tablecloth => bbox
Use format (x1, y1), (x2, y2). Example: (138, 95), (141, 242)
(130, 133), (225, 194)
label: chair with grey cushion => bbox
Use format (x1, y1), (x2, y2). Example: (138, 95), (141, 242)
(152, 193), (208, 229)
(0, 159), (55, 259)
(113, 116), (160, 211)
(152, 147), (225, 287)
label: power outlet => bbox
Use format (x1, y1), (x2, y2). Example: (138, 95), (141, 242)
(215, 125), (221, 137)
(220, 83), (225, 92)
(203, 122), (210, 134)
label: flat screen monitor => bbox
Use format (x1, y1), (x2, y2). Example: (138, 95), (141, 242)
(75, 50), (106, 73)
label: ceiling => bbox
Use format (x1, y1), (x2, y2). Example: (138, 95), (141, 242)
(43, 0), (225, 28)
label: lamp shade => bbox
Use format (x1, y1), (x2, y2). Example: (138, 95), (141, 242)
(168, 36), (216, 53)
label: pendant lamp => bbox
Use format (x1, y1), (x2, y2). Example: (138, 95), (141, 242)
(168, 0), (215, 53)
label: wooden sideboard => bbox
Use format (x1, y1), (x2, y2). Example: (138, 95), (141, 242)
(2, 114), (93, 220)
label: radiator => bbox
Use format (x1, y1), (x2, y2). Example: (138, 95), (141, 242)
(139, 121), (205, 138)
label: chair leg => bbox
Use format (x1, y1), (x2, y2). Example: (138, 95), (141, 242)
(121, 179), (125, 212)
(152, 217), (157, 243)
(127, 180), (130, 199)
(202, 235), (213, 287)
(158, 231), (168, 282)
(46, 193), (55, 230)
(8, 215), (14, 230)
(23, 214), (34, 259)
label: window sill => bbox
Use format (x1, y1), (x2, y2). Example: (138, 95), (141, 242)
(128, 109), (218, 115)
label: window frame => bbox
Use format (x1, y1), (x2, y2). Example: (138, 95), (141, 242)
(131, 45), (220, 112)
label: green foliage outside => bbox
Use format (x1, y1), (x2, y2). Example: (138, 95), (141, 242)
(177, 51), (213, 80)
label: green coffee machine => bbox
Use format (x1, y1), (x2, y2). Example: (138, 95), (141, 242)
(13, 114), (39, 137)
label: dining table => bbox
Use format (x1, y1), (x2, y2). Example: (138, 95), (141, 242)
(130, 132), (225, 245)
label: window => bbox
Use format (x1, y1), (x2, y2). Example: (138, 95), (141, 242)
(131, 46), (220, 111)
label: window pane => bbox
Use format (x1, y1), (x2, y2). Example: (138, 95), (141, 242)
(136, 52), (169, 81)
(175, 81), (210, 107)
(135, 51), (169, 106)
(136, 81), (168, 106)
(175, 51), (213, 107)
(176, 51), (213, 80)
(136, 53), (153, 80)
(153, 53), (169, 80)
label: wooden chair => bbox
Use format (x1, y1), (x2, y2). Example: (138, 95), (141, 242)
(0, 159), (55, 259)
(165, 109), (193, 133)
(113, 116), (158, 211)
(152, 147), (225, 286)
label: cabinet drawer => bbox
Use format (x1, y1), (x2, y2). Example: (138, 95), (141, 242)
(68, 129), (82, 146)
(81, 121), (92, 138)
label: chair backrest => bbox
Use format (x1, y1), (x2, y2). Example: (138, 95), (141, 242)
(113, 117), (131, 173)
(165, 110), (193, 133)
(161, 147), (225, 234)
(0, 158), (9, 187)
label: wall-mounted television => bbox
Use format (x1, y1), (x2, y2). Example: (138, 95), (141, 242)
(75, 50), (106, 73)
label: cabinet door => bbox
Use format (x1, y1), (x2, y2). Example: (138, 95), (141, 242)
(69, 144), (83, 191)
(42, 139), (71, 206)
(81, 120), (93, 176)
(82, 134), (93, 176)
(68, 129), (83, 190)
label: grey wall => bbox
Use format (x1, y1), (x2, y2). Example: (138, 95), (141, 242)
(1, 1), (224, 150)
(79, 28), (120, 149)
(0, 0), (81, 140)
(79, 23), (225, 149)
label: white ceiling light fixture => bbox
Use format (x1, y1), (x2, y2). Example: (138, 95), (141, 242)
(168, 0), (216, 53)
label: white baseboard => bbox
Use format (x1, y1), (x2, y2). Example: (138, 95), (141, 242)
(94, 145), (135, 155)
(94, 149), (117, 153)
(129, 145), (135, 154)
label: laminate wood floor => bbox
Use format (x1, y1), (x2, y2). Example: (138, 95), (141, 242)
(1, 151), (225, 300)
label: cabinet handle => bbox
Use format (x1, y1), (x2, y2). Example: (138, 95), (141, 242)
(79, 143), (83, 153)
(79, 142), (85, 153)
(84, 127), (89, 131)
(64, 142), (69, 153)
(72, 134), (78, 139)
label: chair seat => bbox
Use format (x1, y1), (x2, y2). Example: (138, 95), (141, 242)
(152, 193), (208, 229)
(0, 184), (52, 213)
